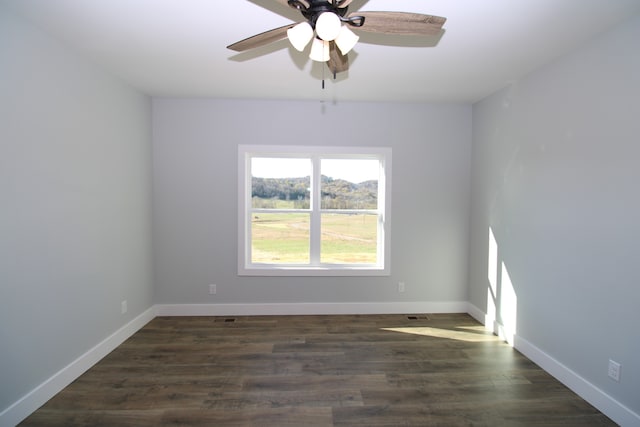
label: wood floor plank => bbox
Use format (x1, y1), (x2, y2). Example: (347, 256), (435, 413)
(161, 406), (334, 426)
(204, 389), (364, 409)
(19, 409), (164, 427)
(19, 314), (616, 426)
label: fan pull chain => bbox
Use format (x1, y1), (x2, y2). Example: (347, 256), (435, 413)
(322, 42), (326, 89)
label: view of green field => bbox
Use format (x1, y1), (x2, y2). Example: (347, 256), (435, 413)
(251, 212), (377, 264)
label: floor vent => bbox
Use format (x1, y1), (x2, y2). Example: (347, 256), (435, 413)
(224, 318), (236, 323)
(407, 315), (430, 320)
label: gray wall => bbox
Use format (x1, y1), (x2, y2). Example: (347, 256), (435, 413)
(0, 5), (153, 413)
(468, 14), (640, 414)
(152, 99), (472, 305)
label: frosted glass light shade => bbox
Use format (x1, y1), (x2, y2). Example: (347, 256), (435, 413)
(335, 26), (359, 55)
(309, 38), (330, 62)
(287, 22), (313, 51)
(315, 12), (341, 41)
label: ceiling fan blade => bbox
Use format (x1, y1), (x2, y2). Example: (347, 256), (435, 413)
(336, 0), (355, 8)
(227, 24), (296, 52)
(273, 0), (310, 9)
(349, 11), (446, 36)
(328, 42), (349, 75)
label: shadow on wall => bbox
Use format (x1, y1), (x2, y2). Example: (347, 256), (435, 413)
(487, 227), (518, 346)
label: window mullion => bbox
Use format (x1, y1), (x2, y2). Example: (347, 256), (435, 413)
(309, 155), (321, 265)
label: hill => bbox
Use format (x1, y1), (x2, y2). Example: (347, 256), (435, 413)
(252, 175), (378, 209)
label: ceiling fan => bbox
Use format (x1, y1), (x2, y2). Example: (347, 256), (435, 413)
(227, 0), (446, 77)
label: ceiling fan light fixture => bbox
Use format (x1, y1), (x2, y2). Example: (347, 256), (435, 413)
(335, 26), (359, 55)
(287, 22), (314, 51)
(309, 38), (330, 62)
(315, 12), (341, 41)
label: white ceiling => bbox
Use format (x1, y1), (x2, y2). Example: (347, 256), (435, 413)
(4, 0), (640, 103)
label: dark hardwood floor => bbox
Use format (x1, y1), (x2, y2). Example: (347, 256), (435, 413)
(20, 314), (615, 426)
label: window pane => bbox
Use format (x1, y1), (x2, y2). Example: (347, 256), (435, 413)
(251, 213), (310, 264)
(320, 213), (377, 264)
(321, 159), (378, 209)
(252, 158), (310, 209)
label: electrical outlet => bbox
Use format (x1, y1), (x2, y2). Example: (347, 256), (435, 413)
(209, 284), (217, 295)
(398, 282), (405, 293)
(121, 300), (127, 315)
(608, 359), (621, 382)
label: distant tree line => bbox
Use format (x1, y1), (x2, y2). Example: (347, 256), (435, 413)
(252, 176), (377, 209)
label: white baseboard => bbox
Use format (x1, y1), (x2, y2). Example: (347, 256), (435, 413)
(467, 303), (640, 427)
(465, 302), (486, 324)
(154, 301), (470, 317)
(0, 307), (156, 427)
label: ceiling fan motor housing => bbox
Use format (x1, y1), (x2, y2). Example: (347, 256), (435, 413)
(288, 0), (349, 29)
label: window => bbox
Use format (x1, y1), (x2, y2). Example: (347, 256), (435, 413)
(238, 145), (391, 276)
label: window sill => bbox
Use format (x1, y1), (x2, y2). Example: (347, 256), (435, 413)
(238, 266), (390, 277)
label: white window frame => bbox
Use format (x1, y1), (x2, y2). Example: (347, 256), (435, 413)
(238, 145), (391, 276)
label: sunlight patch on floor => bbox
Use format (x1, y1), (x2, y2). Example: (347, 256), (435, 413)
(381, 325), (499, 343)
